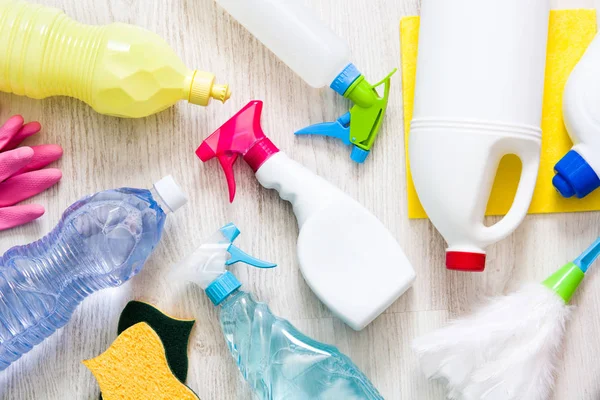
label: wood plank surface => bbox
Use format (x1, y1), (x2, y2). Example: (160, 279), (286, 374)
(0, 0), (598, 398)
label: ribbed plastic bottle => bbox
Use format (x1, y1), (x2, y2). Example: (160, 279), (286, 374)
(0, 175), (187, 370)
(0, 0), (230, 118)
(173, 223), (384, 400)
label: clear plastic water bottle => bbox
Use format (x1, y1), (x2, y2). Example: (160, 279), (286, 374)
(174, 223), (384, 400)
(0, 175), (187, 370)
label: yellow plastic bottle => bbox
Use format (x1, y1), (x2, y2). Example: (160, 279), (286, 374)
(0, 0), (230, 118)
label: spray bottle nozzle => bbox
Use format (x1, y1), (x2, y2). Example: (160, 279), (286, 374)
(221, 223), (277, 269)
(173, 223), (276, 305)
(196, 101), (279, 202)
(295, 67), (397, 163)
(208, 223), (276, 305)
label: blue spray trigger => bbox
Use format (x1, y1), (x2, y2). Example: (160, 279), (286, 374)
(226, 244), (277, 268)
(219, 223), (276, 268)
(294, 112), (351, 146)
(574, 237), (600, 273)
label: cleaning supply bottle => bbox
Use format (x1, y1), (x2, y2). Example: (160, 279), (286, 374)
(409, 0), (549, 272)
(554, 33), (600, 199)
(0, 0), (230, 118)
(0, 175), (186, 370)
(197, 100), (415, 330)
(173, 223), (384, 400)
(215, 0), (395, 163)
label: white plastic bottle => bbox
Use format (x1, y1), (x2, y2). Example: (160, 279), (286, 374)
(554, 33), (600, 199)
(214, 0), (396, 163)
(216, 0), (347, 87)
(198, 101), (416, 330)
(409, 0), (549, 272)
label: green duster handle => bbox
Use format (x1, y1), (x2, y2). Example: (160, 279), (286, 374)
(543, 237), (600, 302)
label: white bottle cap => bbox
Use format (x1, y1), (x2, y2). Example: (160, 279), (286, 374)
(153, 175), (188, 212)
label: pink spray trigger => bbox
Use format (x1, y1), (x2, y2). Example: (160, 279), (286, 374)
(219, 154), (239, 203)
(196, 100), (279, 202)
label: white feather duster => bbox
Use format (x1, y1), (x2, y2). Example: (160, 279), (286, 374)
(413, 237), (600, 400)
(413, 284), (572, 400)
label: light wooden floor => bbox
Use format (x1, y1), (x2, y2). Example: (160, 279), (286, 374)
(1, 0), (600, 399)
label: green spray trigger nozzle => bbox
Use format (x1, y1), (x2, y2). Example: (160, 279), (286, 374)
(295, 67), (397, 163)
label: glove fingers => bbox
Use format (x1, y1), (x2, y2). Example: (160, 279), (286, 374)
(4, 121), (42, 151)
(0, 115), (25, 150)
(18, 145), (63, 173)
(0, 204), (45, 231)
(0, 147), (34, 181)
(0, 168), (62, 207)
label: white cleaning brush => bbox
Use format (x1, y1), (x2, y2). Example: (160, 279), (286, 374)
(413, 238), (600, 400)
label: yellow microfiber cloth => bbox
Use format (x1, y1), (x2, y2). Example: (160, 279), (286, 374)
(401, 10), (598, 219)
(83, 322), (200, 400)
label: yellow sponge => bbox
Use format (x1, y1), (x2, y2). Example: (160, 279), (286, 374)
(83, 322), (200, 400)
(401, 10), (598, 219)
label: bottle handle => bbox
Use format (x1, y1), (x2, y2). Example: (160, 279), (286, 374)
(478, 140), (540, 244)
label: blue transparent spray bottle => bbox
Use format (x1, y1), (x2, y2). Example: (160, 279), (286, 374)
(173, 223), (384, 400)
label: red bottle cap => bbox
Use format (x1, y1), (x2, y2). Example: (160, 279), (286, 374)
(446, 251), (486, 272)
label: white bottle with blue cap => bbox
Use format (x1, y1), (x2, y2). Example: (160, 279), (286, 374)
(172, 223), (385, 400)
(554, 33), (600, 198)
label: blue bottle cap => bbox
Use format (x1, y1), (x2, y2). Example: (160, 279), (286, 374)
(330, 63), (361, 96)
(205, 271), (241, 305)
(553, 150), (600, 198)
(350, 146), (369, 163)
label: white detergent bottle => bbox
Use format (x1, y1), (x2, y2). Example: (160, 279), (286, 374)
(215, 0), (396, 163)
(554, 33), (600, 199)
(197, 100), (416, 330)
(409, 0), (549, 272)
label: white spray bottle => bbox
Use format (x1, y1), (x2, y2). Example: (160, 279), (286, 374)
(197, 100), (415, 330)
(409, 0), (549, 272)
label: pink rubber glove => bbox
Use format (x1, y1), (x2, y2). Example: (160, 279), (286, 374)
(0, 115), (62, 231)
